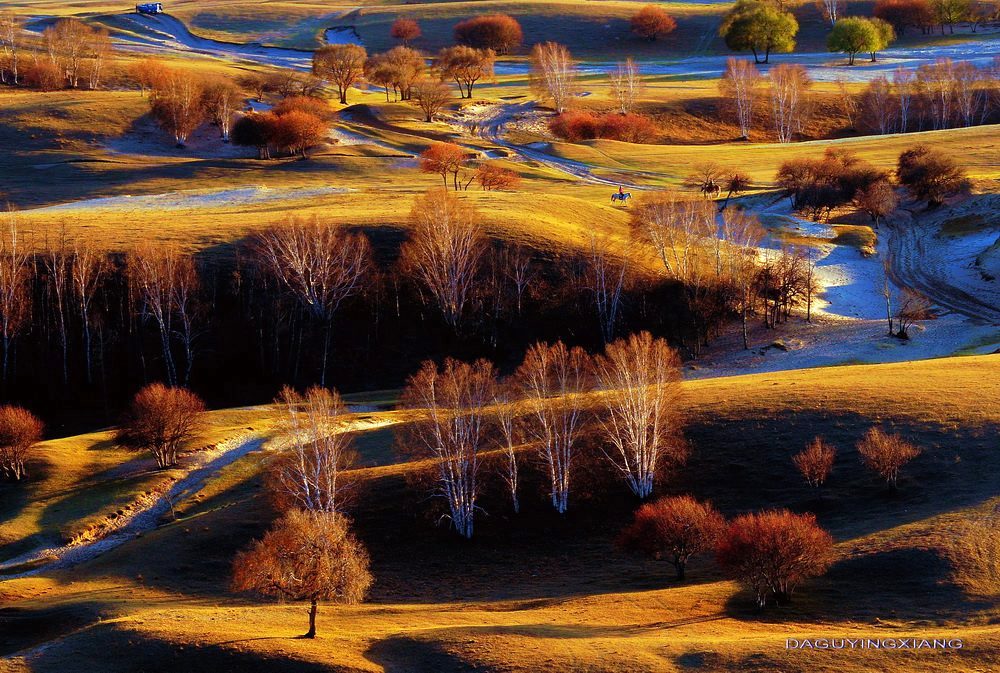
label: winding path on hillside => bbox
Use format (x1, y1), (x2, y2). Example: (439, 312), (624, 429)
(0, 433), (266, 579)
(886, 217), (1000, 324)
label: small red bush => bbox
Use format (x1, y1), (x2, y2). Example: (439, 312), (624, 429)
(550, 111), (659, 144)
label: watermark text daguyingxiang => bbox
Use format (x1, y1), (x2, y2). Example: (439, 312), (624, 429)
(786, 637), (964, 651)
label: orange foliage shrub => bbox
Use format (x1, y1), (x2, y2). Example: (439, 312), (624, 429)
(454, 14), (523, 54)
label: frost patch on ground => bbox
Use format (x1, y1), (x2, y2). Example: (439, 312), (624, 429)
(27, 186), (351, 212)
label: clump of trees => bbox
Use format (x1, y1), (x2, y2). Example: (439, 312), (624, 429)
(418, 142), (475, 191)
(776, 148), (892, 221)
(716, 509), (835, 609)
(719, 58), (761, 140)
(232, 509), (372, 638)
(400, 188), (485, 330)
(475, 162), (521, 191)
(619, 495), (724, 580)
(720, 0), (799, 64)
(0, 16), (115, 90)
(609, 58), (644, 115)
(857, 428), (922, 488)
(858, 59), (999, 135)
(897, 144), (971, 207)
(453, 14), (523, 54)
(874, 0), (938, 35)
(230, 99), (332, 159)
(115, 383), (205, 469)
(827, 17), (895, 65)
(768, 63), (812, 143)
(595, 331), (685, 498)
(0, 405), (43, 481)
(250, 216), (372, 386)
(630, 5), (677, 41)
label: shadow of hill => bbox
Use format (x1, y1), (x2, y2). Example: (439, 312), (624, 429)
(679, 406), (1000, 541)
(21, 622), (346, 673)
(364, 634), (483, 673)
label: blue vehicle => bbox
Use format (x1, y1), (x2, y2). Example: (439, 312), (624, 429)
(135, 3), (163, 14)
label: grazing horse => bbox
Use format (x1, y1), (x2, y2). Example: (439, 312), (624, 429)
(611, 192), (632, 204)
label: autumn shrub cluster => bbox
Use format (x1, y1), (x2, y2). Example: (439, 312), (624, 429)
(549, 110), (659, 143)
(453, 14), (523, 54)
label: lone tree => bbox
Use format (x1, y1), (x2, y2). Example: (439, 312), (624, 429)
(631, 5), (678, 41)
(251, 216), (372, 386)
(792, 437), (836, 488)
(419, 142), (471, 190)
(150, 68), (205, 147)
(454, 14), (523, 54)
(390, 17), (421, 45)
(437, 45), (496, 99)
(411, 77), (453, 122)
(619, 495), (725, 581)
(400, 188), (485, 331)
(853, 179), (898, 229)
(897, 145), (970, 207)
(399, 357), (497, 539)
(267, 386), (358, 514)
(515, 340), (593, 514)
(857, 428), (921, 488)
(716, 509), (835, 609)
(0, 405), (43, 482)
(116, 383), (204, 469)
(313, 44), (367, 104)
(595, 331), (686, 499)
(530, 41), (578, 113)
(720, 0), (799, 64)
(232, 510), (372, 639)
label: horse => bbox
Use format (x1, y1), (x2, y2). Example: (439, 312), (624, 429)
(611, 192), (632, 204)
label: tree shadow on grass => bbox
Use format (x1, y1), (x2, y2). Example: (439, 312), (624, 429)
(22, 622), (345, 673)
(721, 546), (991, 625)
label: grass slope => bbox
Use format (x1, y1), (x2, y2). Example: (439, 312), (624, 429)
(2, 355), (999, 671)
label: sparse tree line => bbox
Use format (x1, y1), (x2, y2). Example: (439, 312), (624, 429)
(874, 0), (1000, 36)
(858, 57), (1000, 134)
(0, 15), (115, 90)
(0, 188), (748, 429)
(720, 56), (1000, 143)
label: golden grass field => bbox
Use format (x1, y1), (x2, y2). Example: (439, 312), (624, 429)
(1, 1), (999, 670)
(3, 355), (1000, 671)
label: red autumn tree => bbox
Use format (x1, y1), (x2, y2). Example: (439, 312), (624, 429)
(454, 14), (523, 54)
(631, 5), (678, 40)
(0, 405), (44, 482)
(619, 495), (724, 580)
(232, 510), (372, 638)
(419, 142), (471, 190)
(390, 17), (421, 45)
(116, 383), (205, 469)
(716, 509), (835, 609)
